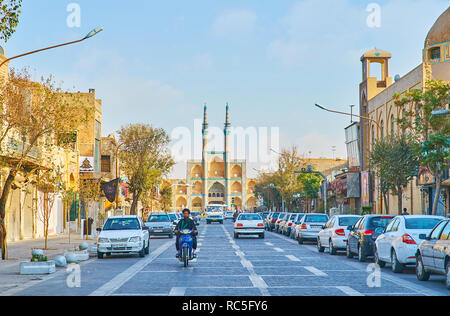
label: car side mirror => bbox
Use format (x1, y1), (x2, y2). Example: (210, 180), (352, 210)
(96, 227), (102, 232)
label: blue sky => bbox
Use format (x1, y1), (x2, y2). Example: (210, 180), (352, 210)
(3, 0), (449, 177)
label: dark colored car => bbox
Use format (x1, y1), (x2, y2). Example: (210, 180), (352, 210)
(346, 215), (394, 262)
(266, 212), (281, 232)
(145, 213), (174, 238)
(416, 219), (450, 290)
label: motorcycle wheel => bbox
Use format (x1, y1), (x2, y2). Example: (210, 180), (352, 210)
(183, 247), (189, 267)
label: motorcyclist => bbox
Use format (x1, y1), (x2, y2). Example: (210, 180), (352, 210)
(174, 208), (198, 258)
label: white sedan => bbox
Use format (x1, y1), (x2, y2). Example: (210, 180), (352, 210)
(317, 215), (361, 255)
(97, 215), (150, 259)
(234, 213), (265, 239)
(375, 215), (445, 273)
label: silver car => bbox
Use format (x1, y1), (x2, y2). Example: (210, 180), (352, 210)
(145, 213), (174, 238)
(296, 213), (329, 244)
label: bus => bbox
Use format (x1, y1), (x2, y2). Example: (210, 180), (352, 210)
(205, 204), (227, 224)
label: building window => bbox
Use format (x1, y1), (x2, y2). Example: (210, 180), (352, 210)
(101, 155), (111, 173)
(429, 47), (440, 60)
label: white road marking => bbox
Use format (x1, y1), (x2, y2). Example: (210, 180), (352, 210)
(241, 260), (254, 269)
(169, 287), (187, 296)
(89, 241), (172, 296)
(265, 242), (274, 246)
(336, 286), (364, 296)
(274, 248), (284, 253)
(286, 255), (301, 262)
(249, 276), (268, 288)
(304, 266), (328, 276)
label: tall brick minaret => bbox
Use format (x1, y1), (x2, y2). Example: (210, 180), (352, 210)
(202, 104), (209, 209)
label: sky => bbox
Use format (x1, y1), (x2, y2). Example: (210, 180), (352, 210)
(3, 0), (449, 178)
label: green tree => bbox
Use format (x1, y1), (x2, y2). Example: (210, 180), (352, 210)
(370, 134), (420, 214)
(118, 124), (174, 215)
(394, 80), (450, 215)
(159, 182), (173, 212)
(254, 173), (282, 210)
(297, 172), (322, 212)
(0, 0), (22, 42)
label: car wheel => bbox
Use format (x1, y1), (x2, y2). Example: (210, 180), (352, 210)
(358, 245), (367, 262)
(346, 243), (354, 259)
(144, 239), (150, 255)
(317, 239), (325, 253)
(416, 254), (430, 281)
(391, 250), (403, 273)
(446, 260), (450, 290)
(374, 250), (386, 268)
(260, 234), (265, 239)
(329, 240), (337, 256)
(139, 244), (145, 258)
(97, 252), (104, 259)
(234, 233), (239, 239)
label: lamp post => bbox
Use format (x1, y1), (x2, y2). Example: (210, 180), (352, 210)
(0, 27), (104, 68)
(314, 103), (383, 214)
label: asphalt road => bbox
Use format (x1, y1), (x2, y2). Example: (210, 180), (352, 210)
(5, 220), (449, 296)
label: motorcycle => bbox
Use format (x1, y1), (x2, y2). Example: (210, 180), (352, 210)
(178, 229), (196, 267)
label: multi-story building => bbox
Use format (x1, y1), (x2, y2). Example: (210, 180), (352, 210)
(359, 7), (450, 216)
(170, 105), (258, 212)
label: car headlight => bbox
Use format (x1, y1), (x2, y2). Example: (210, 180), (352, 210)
(98, 238), (110, 243)
(129, 236), (141, 243)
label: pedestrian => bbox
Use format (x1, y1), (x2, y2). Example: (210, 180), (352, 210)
(402, 208), (410, 215)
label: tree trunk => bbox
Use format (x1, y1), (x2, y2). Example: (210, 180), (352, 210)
(383, 191), (389, 215)
(397, 186), (403, 215)
(0, 171), (15, 260)
(432, 175), (441, 216)
(130, 190), (142, 215)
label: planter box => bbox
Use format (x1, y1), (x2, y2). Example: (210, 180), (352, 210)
(66, 251), (89, 262)
(20, 261), (56, 275)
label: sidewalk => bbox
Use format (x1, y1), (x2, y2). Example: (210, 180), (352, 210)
(0, 233), (97, 294)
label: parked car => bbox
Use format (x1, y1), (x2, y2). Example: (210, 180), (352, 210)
(317, 215), (361, 255)
(275, 213), (289, 233)
(281, 213), (299, 236)
(415, 219), (450, 290)
(375, 215), (444, 273)
(191, 212), (201, 225)
(225, 211), (234, 219)
(258, 212), (270, 222)
(296, 213), (329, 244)
(266, 212), (281, 232)
(234, 213), (265, 239)
(145, 213), (174, 238)
(291, 214), (306, 239)
(96, 215), (150, 259)
(346, 215), (394, 262)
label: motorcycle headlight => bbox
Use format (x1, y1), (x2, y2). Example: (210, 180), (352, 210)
(98, 238), (110, 243)
(129, 236), (141, 243)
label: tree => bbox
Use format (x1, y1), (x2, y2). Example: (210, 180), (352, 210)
(297, 172), (322, 212)
(394, 80), (450, 215)
(0, 0), (22, 42)
(78, 178), (101, 240)
(159, 182), (173, 212)
(370, 134), (420, 214)
(0, 68), (89, 259)
(254, 173), (282, 210)
(118, 124), (175, 215)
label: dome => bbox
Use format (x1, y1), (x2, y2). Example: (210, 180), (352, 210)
(424, 7), (450, 47)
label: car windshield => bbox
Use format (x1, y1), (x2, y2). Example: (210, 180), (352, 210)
(305, 215), (328, 223)
(405, 218), (442, 230)
(368, 216), (394, 229)
(147, 215), (170, 222)
(339, 217), (360, 227)
(239, 214), (262, 221)
(103, 218), (140, 231)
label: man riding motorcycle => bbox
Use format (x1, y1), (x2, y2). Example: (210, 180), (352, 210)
(174, 209), (198, 258)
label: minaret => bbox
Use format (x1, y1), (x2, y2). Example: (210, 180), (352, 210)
(202, 104), (209, 209)
(224, 103), (231, 209)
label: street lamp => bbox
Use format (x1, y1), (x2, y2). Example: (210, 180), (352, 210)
(0, 27), (104, 68)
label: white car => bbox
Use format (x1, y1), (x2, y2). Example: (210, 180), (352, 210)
(96, 215), (150, 259)
(317, 215), (361, 255)
(375, 215), (445, 273)
(234, 213), (265, 239)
